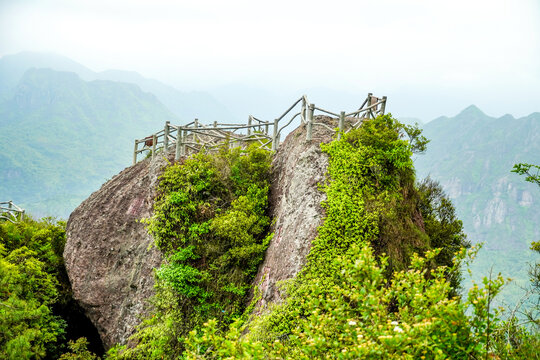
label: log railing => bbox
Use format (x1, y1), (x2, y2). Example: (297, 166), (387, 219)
(133, 93), (387, 164)
(0, 201), (25, 223)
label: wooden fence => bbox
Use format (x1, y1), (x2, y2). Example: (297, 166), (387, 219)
(0, 201), (25, 223)
(133, 93), (387, 164)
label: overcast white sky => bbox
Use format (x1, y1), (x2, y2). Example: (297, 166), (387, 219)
(1, 0), (539, 120)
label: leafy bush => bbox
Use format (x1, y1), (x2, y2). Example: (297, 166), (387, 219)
(183, 115), (494, 359)
(111, 145), (272, 358)
(0, 216), (101, 359)
(185, 246), (505, 359)
(0, 218), (68, 359)
(417, 177), (469, 294)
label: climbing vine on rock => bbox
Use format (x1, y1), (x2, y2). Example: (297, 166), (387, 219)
(183, 114), (490, 359)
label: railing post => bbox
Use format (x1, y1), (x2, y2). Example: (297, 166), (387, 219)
(301, 98), (306, 123)
(338, 111), (345, 140)
(152, 134), (157, 160)
(182, 129), (187, 156)
(247, 116), (252, 135)
(271, 119), (279, 151)
(175, 126), (182, 160)
(265, 123), (269, 136)
(213, 121), (217, 128)
(133, 139), (138, 165)
(164, 121), (170, 150)
(370, 96), (379, 118)
(306, 103), (315, 142)
(380, 96), (387, 115)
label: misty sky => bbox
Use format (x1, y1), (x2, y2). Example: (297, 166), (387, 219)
(1, 0), (540, 120)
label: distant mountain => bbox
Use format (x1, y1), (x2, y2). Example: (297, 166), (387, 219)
(0, 52), (232, 122)
(0, 68), (175, 217)
(398, 117), (424, 126)
(0, 52), (95, 101)
(96, 69), (235, 122)
(414, 105), (540, 306)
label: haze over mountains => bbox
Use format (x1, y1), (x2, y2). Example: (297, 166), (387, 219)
(0, 66), (174, 216)
(414, 106), (540, 306)
(0, 52), (237, 217)
(0, 52), (235, 122)
(0, 52), (538, 309)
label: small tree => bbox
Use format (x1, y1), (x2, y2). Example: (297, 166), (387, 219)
(511, 163), (540, 187)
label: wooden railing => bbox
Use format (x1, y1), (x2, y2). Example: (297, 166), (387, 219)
(133, 93), (387, 164)
(0, 201), (25, 223)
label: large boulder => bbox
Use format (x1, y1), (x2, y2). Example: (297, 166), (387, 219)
(64, 153), (170, 348)
(64, 117), (337, 347)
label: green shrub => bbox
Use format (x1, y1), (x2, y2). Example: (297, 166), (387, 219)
(185, 245), (504, 359)
(112, 145), (272, 358)
(0, 217), (68, 359)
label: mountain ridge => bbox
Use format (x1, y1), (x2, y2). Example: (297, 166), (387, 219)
(0, 51), (232, 122)
(414, 108), (540, 306)
(0, 67), (176, 217)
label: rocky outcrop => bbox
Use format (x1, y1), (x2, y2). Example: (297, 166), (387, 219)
(252, 116), (336, 310)
(64, 153), (172, 349)
(64, 116), (338, 347)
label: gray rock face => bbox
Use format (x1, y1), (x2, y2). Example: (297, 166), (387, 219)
(252, 116), (335, 310)
(64, 153), (171, 349)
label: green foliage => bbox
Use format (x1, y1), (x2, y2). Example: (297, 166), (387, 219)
(512, 163), (540, 187)
(239, 115), (470, 341)
(0, 216), (102, 359)
(402, 121), (430, 154)
(112, 145), (272, 358)
(491, 317), (540, 359)
(185, 246), (506, 359)
(115, 115), (509, 358)
(417, 177), (470, 293)
(308, 115), (424, 276)
(58, 338), (99, 360)
(182, 114), (500, 359)
(0, 217), (68, 359)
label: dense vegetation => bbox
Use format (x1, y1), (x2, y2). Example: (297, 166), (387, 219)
(181, 115), (487, 359)
(109, 145), (273, 358)
(3, 113), (538, 359)
(0, 217), (103, 359)
(108, 115), (499, 359)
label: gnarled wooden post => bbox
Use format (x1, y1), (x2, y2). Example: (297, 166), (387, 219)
(175, 126), (182, 160)
(271, 118), (279, 151)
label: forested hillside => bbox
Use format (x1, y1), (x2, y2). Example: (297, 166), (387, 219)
(414, 106), (540, 306)
(0, 68), (174, 217)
